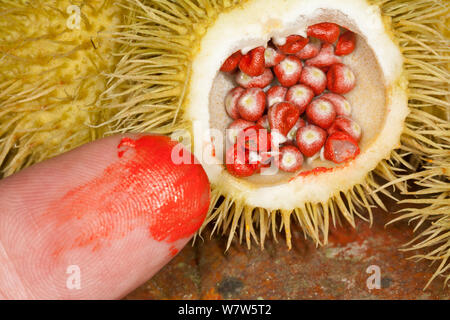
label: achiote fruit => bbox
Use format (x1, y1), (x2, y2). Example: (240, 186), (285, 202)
(1, 0), (448, 288)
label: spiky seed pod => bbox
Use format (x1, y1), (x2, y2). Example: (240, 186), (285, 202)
(99, 0), (448, 266)
(377, 118), (450, 288)
(0, 0), (449, 287)
(177, 0), (410, 250)
(0, 0), (122, 176)
(387, 165), (450, 289)
(374, 0), (450, 287)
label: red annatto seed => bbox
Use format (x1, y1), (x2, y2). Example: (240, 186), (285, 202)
(324, 131), (360, 164)
(295, 38), (321, 60)
(276, 35), (309, 54)
(257, 115), (270, 131)
(327, 116), (362, 142)
(306, 43), (342, 69)
(236, 68), (274, 89)
(286, 84), (314, 115)
(307, 23), (341, 43)
(296, 124), (327, 157)
(239, 46), (266, 77)
(327, 63), (356, 94)
(320, 93), (352, 117)
(286, 117), (306, 141)
(264, 47), (286, 68)
(299, 66), (327, 96)
(267, 85), (288, 107)
(225, 143), (258, 177)
(237, 88), (266, 122)
(277, 145), (304, 172)
(273, 55), (303, 87)
(220, 51), (243, 72)
(258, 151), (273, 169)
(227, 119), (255, 144)
(306, 98), (336, 129)
(268, 101), (301, 137)
(335, 31), (356, 56)
(225, 87), (245, 119)
(237, 125), (271, 153)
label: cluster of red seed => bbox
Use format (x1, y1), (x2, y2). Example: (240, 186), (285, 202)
(220, 23), (362, 177)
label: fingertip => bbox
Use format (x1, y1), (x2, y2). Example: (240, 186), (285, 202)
(0, 134), (210, 299)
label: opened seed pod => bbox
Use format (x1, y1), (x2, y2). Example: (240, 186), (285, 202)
(0, 0), (448, 287)
(194, 1), (409, 249)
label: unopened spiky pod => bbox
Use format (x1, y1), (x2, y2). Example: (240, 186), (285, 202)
(375, 0), (450, 288)
(379, 117), (449, 288)
(0, 0), (122, 176)
(0, 0), (448, 288)
(395, 166), (449, 289)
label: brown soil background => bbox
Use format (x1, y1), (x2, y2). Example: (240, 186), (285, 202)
(125, 193), (449, 300)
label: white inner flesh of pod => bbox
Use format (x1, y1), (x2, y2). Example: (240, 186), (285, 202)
(187, 0), (408, 210)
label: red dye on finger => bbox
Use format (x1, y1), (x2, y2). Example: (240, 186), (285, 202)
(45, 135), (210, 257)
(169, 245), (179, 257)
